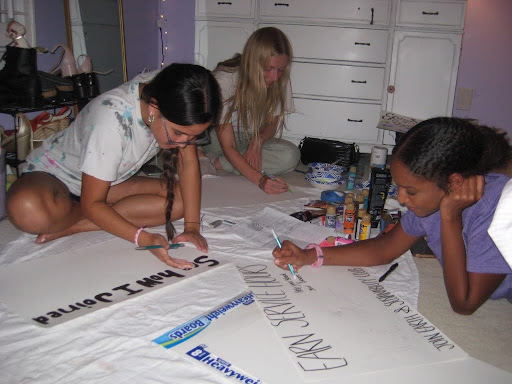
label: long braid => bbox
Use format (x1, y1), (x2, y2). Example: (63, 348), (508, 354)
(162, 148), (180, 240)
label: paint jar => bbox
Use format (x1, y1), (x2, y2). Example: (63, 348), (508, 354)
(362, 188), (369, 210)
(358, 213), (372, 240)
(343, 202), (356, 236)
(346, 166), (356, 190)
(326, 205), (337, 228)
(335, 204), (345, 233)
(354, 208), (366, 240)
(370, 146), (388, 169)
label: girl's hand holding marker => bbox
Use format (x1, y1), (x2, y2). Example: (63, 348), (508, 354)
(259, 172), (292, 195)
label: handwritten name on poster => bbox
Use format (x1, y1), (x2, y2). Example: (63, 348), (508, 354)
(33, 255), (220, 327)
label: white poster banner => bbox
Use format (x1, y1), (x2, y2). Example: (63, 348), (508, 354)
(0, 237), (222, 327)
(154, 261), (467, 383)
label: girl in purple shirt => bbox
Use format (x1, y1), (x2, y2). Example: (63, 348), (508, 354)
(273, 117), (512, 314)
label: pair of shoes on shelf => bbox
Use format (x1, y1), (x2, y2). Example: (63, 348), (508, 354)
(0, 113), (32, 161)
(31, 107), (71, 148)
(49, 45), (101, 102)
(0, 108), (72, 160)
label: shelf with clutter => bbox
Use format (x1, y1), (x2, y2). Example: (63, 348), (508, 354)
(0, 20), (101, 177)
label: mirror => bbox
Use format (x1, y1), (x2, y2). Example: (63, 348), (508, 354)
(64, 0), (127, 94)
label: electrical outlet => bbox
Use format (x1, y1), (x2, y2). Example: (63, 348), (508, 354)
(157, 19), (162, 28)
(456, 87), (473, 110)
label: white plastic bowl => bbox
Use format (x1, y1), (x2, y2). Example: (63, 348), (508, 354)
(305, 172), (346, 190)
(307, 162), (347, 174)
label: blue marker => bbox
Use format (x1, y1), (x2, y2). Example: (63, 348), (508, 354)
(271, 229), (296, 279)
(136, 243), (185, 251)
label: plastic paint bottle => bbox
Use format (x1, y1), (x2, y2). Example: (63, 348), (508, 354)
(354, 208), (366, 240)
(326, 205), (337, 228)
(335, 204), (345, 233)
(343, 202), (356, 236)
(355, 192), (364, 216)
(362, 188), (369, 210)
(358, 213), (372, 240)
(346, 166), (357, 190)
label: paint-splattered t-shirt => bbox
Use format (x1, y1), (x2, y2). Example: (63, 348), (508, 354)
(22, 71), (161, 196)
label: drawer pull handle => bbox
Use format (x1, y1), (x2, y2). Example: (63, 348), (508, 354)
(422, 11), (439, 15)
(351, 80), (367, 84)
(348, 119), (363, 123)
(274, 2), (289, 6)
(355, 42), (370, 46)
(217, 1), (232, 5)
(370, 7), (374, 25)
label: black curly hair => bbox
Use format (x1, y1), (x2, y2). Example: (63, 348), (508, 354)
(392, 117), (511, 192)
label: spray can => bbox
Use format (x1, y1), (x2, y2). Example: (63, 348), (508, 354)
(358, 213), (372, 240)
(346, 166), (357, 190)
(343, 202), (356, 236)
(326, 205), (337, 228)
(368, 167), (392, 227)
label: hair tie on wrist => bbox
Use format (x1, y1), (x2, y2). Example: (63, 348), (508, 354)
(306, 243), (324, 268)
(134, 226), (146, 246)
(258, 174), (267, 190)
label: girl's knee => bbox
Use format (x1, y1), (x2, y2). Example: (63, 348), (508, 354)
(7, 187), (60, 234)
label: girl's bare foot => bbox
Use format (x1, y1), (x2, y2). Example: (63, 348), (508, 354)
(35, 218), (98, 243)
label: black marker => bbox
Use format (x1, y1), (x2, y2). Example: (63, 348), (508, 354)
(378, 263), (398, 282)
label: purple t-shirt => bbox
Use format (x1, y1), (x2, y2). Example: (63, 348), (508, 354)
(401, 173), (512, 301)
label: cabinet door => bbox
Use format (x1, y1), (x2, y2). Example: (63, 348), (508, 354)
(195, 21), (256, 70)
(260, 0), (391, 25)
(386, 31), (461, 119)
(286, 98), (382, 143)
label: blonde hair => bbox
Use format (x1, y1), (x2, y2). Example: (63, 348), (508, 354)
(214, 27), (292, 141)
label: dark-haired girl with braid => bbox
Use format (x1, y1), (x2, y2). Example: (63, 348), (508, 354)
(7, 63), (221, 269)
(273, 117), (512, 314)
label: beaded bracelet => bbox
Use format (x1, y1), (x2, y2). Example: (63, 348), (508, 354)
(134, 226), (146, 246)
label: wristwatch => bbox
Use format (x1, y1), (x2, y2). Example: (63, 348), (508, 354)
(306, 243), (324, 268)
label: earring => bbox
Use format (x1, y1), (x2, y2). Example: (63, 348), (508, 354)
(148, 113), (155, 125)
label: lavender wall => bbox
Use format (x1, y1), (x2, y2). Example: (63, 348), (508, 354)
(453, 0), (512, 137)
(159, 0), (195, 66)
(123, 0), (159, 79)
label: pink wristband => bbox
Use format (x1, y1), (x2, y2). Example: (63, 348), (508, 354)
(306, 243), (324, 268)
(134, 226), (146, 246)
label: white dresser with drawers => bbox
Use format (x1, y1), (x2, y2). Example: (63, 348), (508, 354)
(195, 0), (466, 152)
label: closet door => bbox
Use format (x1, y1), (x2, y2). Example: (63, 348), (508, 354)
(386, 31), (461, 120)
(384, 30), (461, 144)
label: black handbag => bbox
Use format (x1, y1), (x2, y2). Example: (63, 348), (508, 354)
(299, 137), (359, 167)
